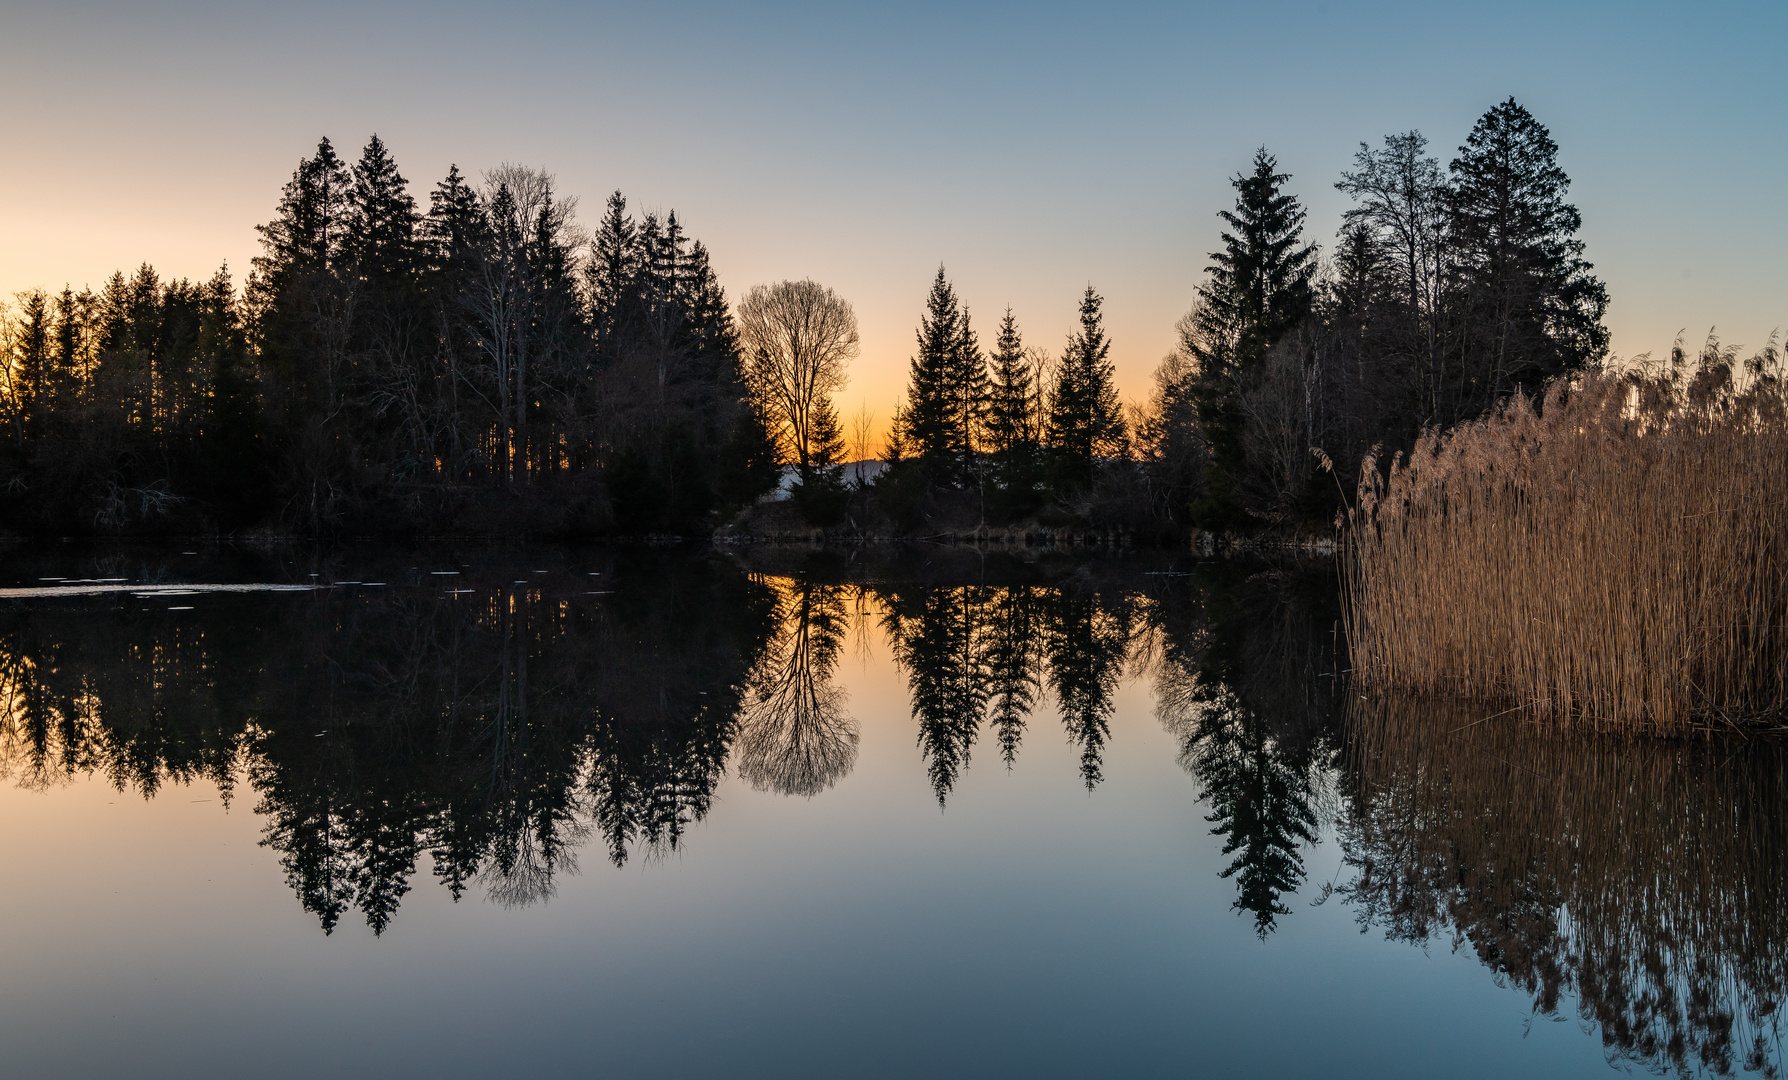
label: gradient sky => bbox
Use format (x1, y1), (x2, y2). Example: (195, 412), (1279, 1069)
(2, 0), (1782, 435)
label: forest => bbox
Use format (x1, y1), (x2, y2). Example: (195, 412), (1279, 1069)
(0, 97), (1612, 539)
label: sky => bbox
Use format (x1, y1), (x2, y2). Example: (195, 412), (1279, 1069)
(2, 0), (1783, 438)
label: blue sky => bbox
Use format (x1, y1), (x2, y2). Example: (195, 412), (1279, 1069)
(3, 0), (1782, 421)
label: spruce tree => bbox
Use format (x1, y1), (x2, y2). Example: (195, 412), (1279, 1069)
(344, 135), (420, 289)
(680, 241), (741, 386)
(892, 267), (962, 486)
(791, 392), (848, 524)
(248, 137), (351, 447)
(1185, 148), (1316, 525)
(253, 137), (351, 286)
(985, 307), (1038, 503)
(890, 267), (986, 489)
(949, 301), (988, 484)
(1044, 286), (1124, 493)
(1447, 98), (1608, 413)
(587, 192), (637, 364)
(424, 165), (485, 273)
(49, 286), (81, 416)
(14, 290), (50, 440)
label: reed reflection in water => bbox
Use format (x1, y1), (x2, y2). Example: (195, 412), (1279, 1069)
(1338, 697), (1788, 1078)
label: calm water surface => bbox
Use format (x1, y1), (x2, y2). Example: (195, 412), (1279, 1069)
(0, 544), (1782, 1079)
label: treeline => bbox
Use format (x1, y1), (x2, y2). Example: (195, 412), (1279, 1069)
(0, 137), (779, 535)
(0, 97), (1608, 538)
(818, 96), (1608, 536)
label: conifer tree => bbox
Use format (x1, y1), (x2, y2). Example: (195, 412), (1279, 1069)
(1184, 148), (1317, 525)
(1044, 286), (1124, 493)
(48, 286), (82, 417)
(680, 241), (741, 386)
(948, 301), (988, 482)
(891, 267), (985, 488)
(1447, 98), (1608, 410)
(13, 290), (50, 440)
(587, 191), (637, 363)
(892, 268), (961, 485)
(984, 307), (1038, 501)
(248, 137), (352, 457)
(253, 137), (351, 285)
(344, 135), (421, 288)
(424, 165), (485, 273)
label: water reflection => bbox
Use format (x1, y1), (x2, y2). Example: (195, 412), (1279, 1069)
(737, 579), (858, 797)
(0, 551), (779, 932)
(879, 581), (1133, 802)
(1, 545), (1786, 1077)
(1154, 570), (1340, 937)
(1337, 697), (1788, 1077)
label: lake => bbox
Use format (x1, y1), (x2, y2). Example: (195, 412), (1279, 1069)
(0, 543), (1781, 1079)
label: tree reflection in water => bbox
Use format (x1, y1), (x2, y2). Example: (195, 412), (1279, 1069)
(736, 578), (858, 797)
(879, 579), (1132, 804)
(1152, 569), (1339, 937)
(0, 550), (779, 933)
(0, 545), (1785, 1078)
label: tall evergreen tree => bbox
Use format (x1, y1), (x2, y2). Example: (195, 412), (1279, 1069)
(1184, 149), (1317, 525)
(984, 307), (1039, 504)
(424, 165), (485, 274)
(891, 267), (980, 487)
(13, 289), (51, 441)
(344, 135), (421, 288)
(1446, 98), (1608, 413)
(253, 137), (352, 287)
(1044, 286), (1124, 493)
(48, 286), (82, 419)
(947, 300), (988, 483)
(587, 191), (638, 364)
(197, 264), (264, 512)
(249, 136), (354, 485)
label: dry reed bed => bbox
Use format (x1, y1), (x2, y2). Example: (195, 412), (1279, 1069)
(1345, 338), (1788, 732)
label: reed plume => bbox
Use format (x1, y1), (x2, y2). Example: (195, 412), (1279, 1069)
(1345, 334), (1788, 732)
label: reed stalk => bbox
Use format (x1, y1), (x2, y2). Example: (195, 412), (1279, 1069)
(1345, 336), (1788, 732)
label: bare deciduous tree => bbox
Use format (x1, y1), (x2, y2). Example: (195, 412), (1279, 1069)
(737, 279), (858, 476)
(848, 401), (875, 488)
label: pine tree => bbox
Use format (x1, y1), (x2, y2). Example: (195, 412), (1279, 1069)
(198, 264), (262, 512)
(344, 135), (420, 290)
(253, 137), (351, 286)
(892, 267), (982, 487)
(48, 286), (83, 418)
(248, 137), (352, 452)
(1185, 148), (1317, 525)
(14, 290), (51, 441)
(424, 165), (485, 272)
(587, 192), (637, 364)
(680, 241), (741, 387)
(1447, 98), (1608, 413)
(1045, 286), (1124, 493)
(984, 307), (1038, 502)
(950, 303), (987, 481)
(790, 392), (848, 524)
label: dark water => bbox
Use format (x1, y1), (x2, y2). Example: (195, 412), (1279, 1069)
(0, 543), (1782, 1079)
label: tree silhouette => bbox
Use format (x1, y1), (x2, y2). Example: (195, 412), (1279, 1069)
(1041, 587), (1130, 789)
(883, 585), (991, 805)
(736, 579), (858, 797)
